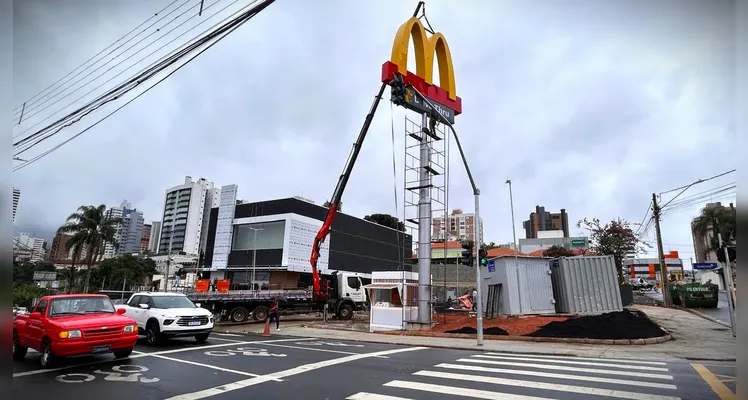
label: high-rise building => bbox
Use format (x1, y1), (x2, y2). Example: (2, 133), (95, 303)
(148, 221), (161, 253)
(103, 200), (145, 258)
(12, 188), (20, 223)
(522, 205), (569, 239)
(48, 231), (88, 262)
(431, 209), (484, 244)
(13, 232), (45, 262)
(141, 223), (151, 253)
(691, 202), (736, 262)
(158, 176), (219, 256)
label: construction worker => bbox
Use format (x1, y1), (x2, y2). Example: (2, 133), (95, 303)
(269, 298), (280, 331)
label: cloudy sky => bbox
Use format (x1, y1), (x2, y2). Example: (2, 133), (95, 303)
(12, 0), (736, 266)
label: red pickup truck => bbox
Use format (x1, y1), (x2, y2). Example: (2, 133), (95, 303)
(13, 294), (139, 368)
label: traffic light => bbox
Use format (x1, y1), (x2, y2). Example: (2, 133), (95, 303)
(390, 76), (407, 106)
(479, 249), (488, 266)
(460, 241), (474, 266)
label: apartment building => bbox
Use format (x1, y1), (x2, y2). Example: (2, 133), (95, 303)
(522, 205), (569, 239)
(691, 202), (736, 263)
(432, 209), (484, 244)
(48, 231), (88, 262)
(12, 188), (20, 223)
(13, 232), (45, 262)
(101, 200), (144, 258)
(148, 221), (161, 253)
(157, 176), (219, 256)
(141, 223), (151, 253)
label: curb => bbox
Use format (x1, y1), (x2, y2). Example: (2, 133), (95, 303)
(684, 356), (737, 362)
(300, 323), (673, 346)
(681, 308), (732, 328)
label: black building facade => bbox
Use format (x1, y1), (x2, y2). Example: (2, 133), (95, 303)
(203, 197), (412, 278)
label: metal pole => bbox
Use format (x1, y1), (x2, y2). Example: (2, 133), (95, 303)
(690, 257), (695, 283)
(120, 278), (126, 303)
(718, 233), (736, 337)
(250, 227), (262, 290)
(474, 192), (483, 346)
(416, 112), (433, 325)
(506, 180), (521, 313)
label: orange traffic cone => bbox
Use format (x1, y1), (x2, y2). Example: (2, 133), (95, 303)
(262, 318), (271, 337)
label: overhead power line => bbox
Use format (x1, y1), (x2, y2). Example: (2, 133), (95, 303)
(13, 0), (276, 171)
(12, 0), (187, 118)
(658, 169), (735, 197)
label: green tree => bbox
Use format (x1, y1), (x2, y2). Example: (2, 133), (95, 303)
(542, 245), (576, 258)
(691, 205), (736, 258)
(577, 217), (649, 284)
(13, 262), (57, 283)
(481, 242), (499, 250)
(89, 254), (158, 291)
(58, 204), (120, 293)
(364, 213), (405, 231)
(13, 281), (49, 309)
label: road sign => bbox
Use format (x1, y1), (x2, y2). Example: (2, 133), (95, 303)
(693, 262), (718, 270)
(487, 260), (495, 273)
(570, 239), (586, 247)
(33, 271), (57, 281)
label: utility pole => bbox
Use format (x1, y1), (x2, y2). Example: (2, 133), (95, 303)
(651, 193), (672, 307)
(718, 233), (736, 337)
(506, 180), (522, 309)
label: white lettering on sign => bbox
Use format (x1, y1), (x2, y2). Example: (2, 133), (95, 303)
(204, 348), (286, 357)
(55, 365), (158, 384)
(299, 341), (364, 347)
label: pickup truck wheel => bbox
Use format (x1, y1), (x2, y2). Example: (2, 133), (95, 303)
(113, 349), (133, 358)
(40, 339), (56, 368)
(12, 331), (27, 361)
(252, 306), (269, 322)
(195, 333), (210, 343)
(146, 321), (162, 345)
(231, 307), (249, 323)
(337, 304), (354, 320)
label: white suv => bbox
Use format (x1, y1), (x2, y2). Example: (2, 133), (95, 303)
(117, 292), (214, 345)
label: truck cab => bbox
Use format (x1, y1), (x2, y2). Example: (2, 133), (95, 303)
(328, 271), (368, 319)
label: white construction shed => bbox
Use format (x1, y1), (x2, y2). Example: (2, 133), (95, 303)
(480, 256), (556, 317)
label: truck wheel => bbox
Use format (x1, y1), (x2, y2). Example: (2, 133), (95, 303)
(195, 333), (210, 343)
(146, 321), (163, 345)
(113, 349), (133, 358)
(40, 339), (56, 368)
(12, 331), (27, 361)
(253, 306), (269, 322)
(230, 307), (249, 323)
(337, 304), (354, 320)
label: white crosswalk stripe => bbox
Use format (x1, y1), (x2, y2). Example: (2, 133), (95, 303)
(346, 352), (682, 400)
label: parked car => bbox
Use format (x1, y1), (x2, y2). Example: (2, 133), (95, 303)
(116, 292), (213, 345)
(13, 294), (139, 368)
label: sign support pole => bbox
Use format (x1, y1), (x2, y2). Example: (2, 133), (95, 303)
(718, 233), (736, 337)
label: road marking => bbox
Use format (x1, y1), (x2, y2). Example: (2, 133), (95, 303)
(472, 355), (669, 371)
(259, 342), (389, 358)
(455, 359), (674, 380)
(13, 337), (318, 378)
(436, 363), (676, 389)
(485, 352), (668, 366)
(383, 380), (555, 399)
(164, 347), (427, 400)
(347, 393), (413, 400)
(205, 337), (246, 343)
(691, 363), (736, 400)
(213, 333), (244, 337)
(416, 370), (680, 400)
(144, 353), (282, 381)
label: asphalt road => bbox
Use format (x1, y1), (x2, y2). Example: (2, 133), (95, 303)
(645, 290), (734, 326)
(13, 332), (734, 399)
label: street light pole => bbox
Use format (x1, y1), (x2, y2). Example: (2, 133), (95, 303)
(506, 180), (521, 307)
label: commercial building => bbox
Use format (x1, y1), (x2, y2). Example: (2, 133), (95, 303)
(623, 251), (684, 281)
(518, 230), (588, 253)
(431, 209), (483, 243)
(523, 205), (569, 239)
(12, 187), (20, 223)
(201, 194), (413, 288)
(148, 221), (161, 253)
(157, 176), (218, 256)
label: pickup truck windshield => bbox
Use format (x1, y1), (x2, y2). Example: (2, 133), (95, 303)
(49, 297), (116, 317)
(151, 296), (196, 309)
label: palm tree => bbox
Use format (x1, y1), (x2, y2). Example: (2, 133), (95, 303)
(60, 231), (86, 293)
(58, 205), (120, 293)
(692, 204), (736, 259)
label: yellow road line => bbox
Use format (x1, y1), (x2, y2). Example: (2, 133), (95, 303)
(691, 363), (736, 400)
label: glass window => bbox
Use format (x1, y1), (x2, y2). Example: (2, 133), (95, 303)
(128, 295), (142, 307)
(151, 295), (197, 309)
(48, 296), (115, 317)
(232, 221), (286, 250)
(35, 299), (48, 315)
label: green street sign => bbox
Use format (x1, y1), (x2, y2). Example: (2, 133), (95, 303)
(571, 239), (586, 247)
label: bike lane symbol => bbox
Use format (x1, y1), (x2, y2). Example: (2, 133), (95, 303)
(55, 365), (159, 384)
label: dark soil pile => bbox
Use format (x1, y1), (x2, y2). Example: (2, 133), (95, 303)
(527, 309), (666, 339)
(445, 326), (509, 335)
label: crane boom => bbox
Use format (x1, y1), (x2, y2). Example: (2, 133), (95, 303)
(309, 82), (388, 301)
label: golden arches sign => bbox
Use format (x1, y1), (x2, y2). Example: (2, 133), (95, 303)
(389, 17), (457, 101)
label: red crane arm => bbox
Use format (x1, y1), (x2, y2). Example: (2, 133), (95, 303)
(309, 82), (388, 301)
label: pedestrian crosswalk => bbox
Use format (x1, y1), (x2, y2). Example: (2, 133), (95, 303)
(346, 352), (682, 400)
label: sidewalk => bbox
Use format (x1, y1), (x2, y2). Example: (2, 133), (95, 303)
(218, 305), (736, 362)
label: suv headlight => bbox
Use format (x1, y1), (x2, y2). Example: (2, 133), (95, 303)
(59, 330), (82, 339)
(123, 325), (137, 333)
(163, 319), (175, 325)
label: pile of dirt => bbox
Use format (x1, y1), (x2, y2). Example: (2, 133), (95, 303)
(432, 313), (568, 336)
(445, 326), (509, 335)
(528, 309), (666, 339)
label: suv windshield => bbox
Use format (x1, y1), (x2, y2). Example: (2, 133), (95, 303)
(49, 297), (116, 317)
(151, 296), (196, 309)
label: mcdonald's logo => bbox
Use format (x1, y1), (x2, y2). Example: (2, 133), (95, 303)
(381, 17), (463, 116)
